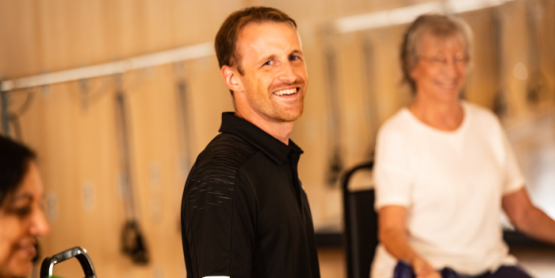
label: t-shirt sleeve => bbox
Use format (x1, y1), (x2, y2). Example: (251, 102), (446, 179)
(500, 131), (525, 195)
(181, 168), (256, 278)
(374, 124), (415, 210)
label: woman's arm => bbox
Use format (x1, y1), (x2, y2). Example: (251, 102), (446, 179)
(502, 187), (555, 245)
(379, 205), (441, 278)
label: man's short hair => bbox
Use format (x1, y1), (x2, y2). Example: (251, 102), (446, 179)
(215, 6), (297, 75)
(400, 14), (473, 93)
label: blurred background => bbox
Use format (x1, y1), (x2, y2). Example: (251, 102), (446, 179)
(1, 0), (554, 277)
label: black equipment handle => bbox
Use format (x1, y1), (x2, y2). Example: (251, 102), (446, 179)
(342, 161), (376, 278)
(40, 246), (97, 278)
(121, 219), (149, 265)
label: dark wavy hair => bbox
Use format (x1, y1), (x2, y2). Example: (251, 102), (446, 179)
(0, 136), (36, 207)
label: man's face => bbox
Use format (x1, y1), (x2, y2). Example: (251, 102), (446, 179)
(233, 21), (308, 124)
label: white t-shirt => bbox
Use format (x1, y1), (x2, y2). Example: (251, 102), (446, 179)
(371, 102), (524, 277)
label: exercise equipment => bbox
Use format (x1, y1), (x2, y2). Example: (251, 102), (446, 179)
(324, 44), (344, 187)
(525, 0), (549, 105)
(114, 76), (149, 265)
(174, 62), (193, 178)
(491, 7), (508, 117)
(361, 39), (379, 158)
(40, 246), (97, 278)
(1, 88), (10, 137)
(342, 161), (377, 278)
(0, 87), (35, 140)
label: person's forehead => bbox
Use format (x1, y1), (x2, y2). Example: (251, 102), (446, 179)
(238, 21), (299, 44)
(16, 163), (44, 198)
(241, 20), (296, 32)
(419, 32), (466, 51)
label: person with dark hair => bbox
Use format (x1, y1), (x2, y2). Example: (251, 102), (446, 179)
(0, 136), (50, 278)
(372, 14), (555, 278)
(181, 6), (319, 278)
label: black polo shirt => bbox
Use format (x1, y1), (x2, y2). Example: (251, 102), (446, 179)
(181, 112), (320, 278)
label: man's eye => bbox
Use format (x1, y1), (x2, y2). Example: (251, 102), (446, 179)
(263, 60), (273, 66)
(290, 55), (300, 61)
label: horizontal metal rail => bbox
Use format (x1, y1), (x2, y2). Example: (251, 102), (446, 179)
(333, 0), (513, 34)
(1, 42), (213, 91)
(1, 0), (514, 91)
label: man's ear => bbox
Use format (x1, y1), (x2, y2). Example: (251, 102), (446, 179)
(221, 65), (242, 93)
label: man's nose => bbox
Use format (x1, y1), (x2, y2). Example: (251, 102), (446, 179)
(29, 207), (50, 236)
(277, 63), (297, 84)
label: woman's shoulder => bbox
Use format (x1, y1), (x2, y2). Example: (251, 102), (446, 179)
(463, 101), (499, 122)
(378, 108), (416, 139)
(463, 101), (505, 134)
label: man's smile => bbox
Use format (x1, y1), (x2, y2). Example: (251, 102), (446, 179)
(272, 88), (298, 96)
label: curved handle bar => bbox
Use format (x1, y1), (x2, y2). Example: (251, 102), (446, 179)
(40, 246), (97, 278)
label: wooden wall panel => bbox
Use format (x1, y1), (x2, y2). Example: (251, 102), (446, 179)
(502, 0), (533, 122)
(291, 27), (336, 229)
(461, 9), (498, 109)
(367, 25), (409, 123)
(37, 0), (73, 72)
(0, 2), (5, 76)
(1, 1), (40, 77)
(337, 33), (370, 165)
(127, 67), (186, 278)
(534, 0), (555, 109)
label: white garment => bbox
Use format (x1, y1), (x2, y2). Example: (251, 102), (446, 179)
(371, 102), (524, 278)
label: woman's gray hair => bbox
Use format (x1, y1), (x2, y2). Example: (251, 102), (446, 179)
(400, 14), (474, 93)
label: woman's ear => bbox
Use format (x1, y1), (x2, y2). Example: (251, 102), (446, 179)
(221, 65), (242, 94)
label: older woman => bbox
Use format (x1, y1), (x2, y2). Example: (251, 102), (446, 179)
(372, 15), (555, 278)
(0, 136), (50, 278)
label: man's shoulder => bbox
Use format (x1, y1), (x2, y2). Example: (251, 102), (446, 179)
(200, 132), (257, 162)
(190, 133), (258, 182)
(183, 133), (258, 211)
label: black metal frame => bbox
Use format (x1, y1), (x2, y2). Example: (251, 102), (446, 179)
(342, 161), (378, 278)
(40, 246), (97, 278)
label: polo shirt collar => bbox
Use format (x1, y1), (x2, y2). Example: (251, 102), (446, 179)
(218, 112), (303, 165)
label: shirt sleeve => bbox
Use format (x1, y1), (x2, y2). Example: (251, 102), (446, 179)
(374, 123), (416, 210)
(181, 167), (256, 278)
(500, 131), (525, 195)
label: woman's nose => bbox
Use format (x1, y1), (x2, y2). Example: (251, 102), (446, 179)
(442, 57), (466, 77)
(30, 207), (50, 236)
(441, 59), (461, 77)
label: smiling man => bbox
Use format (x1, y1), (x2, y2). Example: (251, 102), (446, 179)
(180, 7), (320, 278)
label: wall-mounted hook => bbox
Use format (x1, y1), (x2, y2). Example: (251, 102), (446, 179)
(1, 87), (10, 137)
(79, 79), (89, 112)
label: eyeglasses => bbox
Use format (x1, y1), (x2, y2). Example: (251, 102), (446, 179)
(419, 53), (468, 67)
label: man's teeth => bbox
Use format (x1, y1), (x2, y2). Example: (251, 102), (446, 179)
(273, 88), (297, 96)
